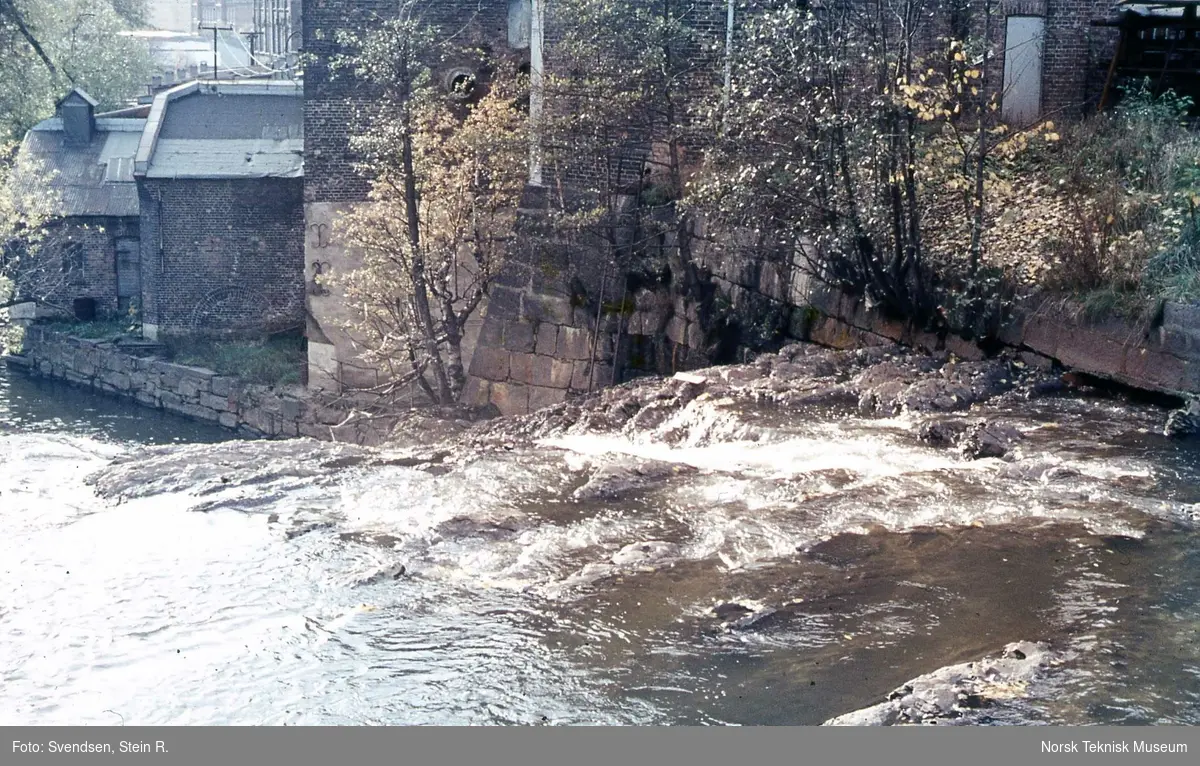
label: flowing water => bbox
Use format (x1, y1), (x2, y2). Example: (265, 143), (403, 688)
(2, 359), (1199, 726)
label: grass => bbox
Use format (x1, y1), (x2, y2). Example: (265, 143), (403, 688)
(40, 318), (133, 339)
(166, 334), (305, 387)
(1075, 287), (1148, 323)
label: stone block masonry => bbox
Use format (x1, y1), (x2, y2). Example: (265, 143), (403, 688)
(14, 328), (324, 440)
(795, 283), (1200, 398)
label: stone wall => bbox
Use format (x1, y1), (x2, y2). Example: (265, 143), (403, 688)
(138, 178), (305, 339)
(569, 204), (1200, 399)
(789, 282), (1200, 398)
(11, 327), (371, 441)
(297, 0), (1127, 414)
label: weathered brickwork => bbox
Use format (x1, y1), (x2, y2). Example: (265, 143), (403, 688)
(303, 0), (513, 204)
(139, 178), (305, 337)
(39, 217), (139, 319)
(1039, 0), (1118, 117)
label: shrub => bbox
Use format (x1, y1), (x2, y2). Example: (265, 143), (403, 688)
(166, 335), (305, 387)
(1036, 81), (1200, 313)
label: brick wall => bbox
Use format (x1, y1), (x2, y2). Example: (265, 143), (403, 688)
(138, 178), (305, 337)
(39, 217), (138, 319)
(1041, 0), (1117, 117)
(303, 0), (513, 204)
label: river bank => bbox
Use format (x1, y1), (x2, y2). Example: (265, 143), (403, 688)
(5, 326), (397, 444)
(7, 337), (1184, 725)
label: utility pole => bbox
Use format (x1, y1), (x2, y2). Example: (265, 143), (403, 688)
(199, 21), (234, 80)
(242, 29), (263, 69)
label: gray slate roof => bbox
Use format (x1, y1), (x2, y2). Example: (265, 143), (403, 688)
(137, 81), (304, 180)
(16, 117), (146, 218)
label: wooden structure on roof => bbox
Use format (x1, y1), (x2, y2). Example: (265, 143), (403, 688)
(1095, 0), (1200, 111)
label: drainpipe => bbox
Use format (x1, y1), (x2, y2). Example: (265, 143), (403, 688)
(529, 0), (545, 186)
(722, 0), (735, 128)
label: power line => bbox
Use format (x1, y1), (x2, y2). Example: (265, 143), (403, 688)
(198, 21), (234, 81)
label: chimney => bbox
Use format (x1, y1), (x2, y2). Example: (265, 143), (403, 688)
(58, 89), (98, 146)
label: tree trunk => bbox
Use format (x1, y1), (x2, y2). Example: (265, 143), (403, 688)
(968, 0), (993, 283)
(400, 112), (453, 404)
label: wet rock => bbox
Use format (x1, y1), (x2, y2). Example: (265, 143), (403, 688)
(728, 607), (781, 631)
(853, 360), (921, 390)
(999, 459), (1081, 483)
(916, 419), (970, 447)
(718, 364), (766, 385)
(958, 421), (1023, 460)
(284, 520), (335, 540)
(434, 516), (525, 541)
(611, 540), (680, 566)
(822, 641), (1063, 725)
(87, 440), (373, 503)
(388, 404), (493, 446)
(777, 384), (859, 409)
(858, 380), (907, 415)
(711, 602), (754, 620)
(1164, 397), (1200, 438)
(572, 459), (696, 501)
(1027, 378), (1068, 397)
(703, 602), (787, 632)
(377, 448), (452, 468)
(890, 360), (1019, 415)
(773, 357), (841, 381)
(627, 400), (677, 432)
(352, 562), (407, 586)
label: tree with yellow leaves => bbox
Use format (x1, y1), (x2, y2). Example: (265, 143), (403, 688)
(329, 13), (530, 405)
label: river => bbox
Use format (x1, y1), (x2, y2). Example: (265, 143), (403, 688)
(1, 352), (1199, 726)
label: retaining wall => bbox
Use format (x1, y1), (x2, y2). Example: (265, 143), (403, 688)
(799, 285), (1200, 397)
(9, 328), (378, 441)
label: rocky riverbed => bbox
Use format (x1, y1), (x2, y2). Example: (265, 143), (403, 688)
(5, 342), (1200, 725)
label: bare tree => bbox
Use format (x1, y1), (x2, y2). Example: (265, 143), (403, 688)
(0, 145), (80, 313)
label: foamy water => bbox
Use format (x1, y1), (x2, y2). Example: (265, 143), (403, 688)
(2, 365), (1199, 724)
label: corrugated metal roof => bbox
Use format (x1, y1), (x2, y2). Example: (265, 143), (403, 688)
(15, 122), (145, 218)
(31, 117), (146, 133)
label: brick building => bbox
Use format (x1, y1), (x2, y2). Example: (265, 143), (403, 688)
(11, 89), (145, 320)
(134, 79), (305, 339)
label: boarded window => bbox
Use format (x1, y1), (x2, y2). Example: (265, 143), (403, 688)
(1001, 16), (1045, 125)
(116, 238), (141, 315)
(509, 0), (532, 49)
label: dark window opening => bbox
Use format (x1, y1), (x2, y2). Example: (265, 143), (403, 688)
(449, 71), (478, 99)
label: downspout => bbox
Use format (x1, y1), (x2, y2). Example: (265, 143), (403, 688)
(529, 0), (545, 185)
(152, 189), (164, 340)
(722, 0), (734, 130)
